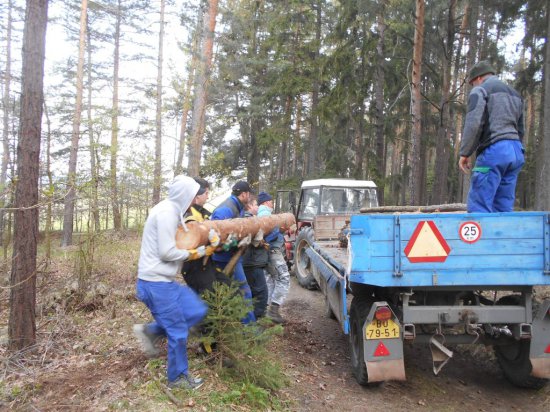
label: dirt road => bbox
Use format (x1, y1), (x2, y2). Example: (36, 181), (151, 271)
(279, 278), (549, 412)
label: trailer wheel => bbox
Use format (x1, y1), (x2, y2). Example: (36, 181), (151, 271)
(349, 296), (374, 386)
(494, 295), (548, 389)
(293, 227), (317, 289)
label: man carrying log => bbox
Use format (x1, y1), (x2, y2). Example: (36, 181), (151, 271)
(210, 181), (256, 324)
(181, 177), (230, 295)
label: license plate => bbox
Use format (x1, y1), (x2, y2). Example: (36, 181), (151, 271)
(365, 319), (400, 339)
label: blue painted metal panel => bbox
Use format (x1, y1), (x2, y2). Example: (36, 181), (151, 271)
(349, 212), (550, 287)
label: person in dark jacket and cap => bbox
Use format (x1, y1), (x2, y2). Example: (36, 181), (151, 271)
(459, 60), (525, 213)
(242, 196), (269, 318)
(210, 181), (256, 324)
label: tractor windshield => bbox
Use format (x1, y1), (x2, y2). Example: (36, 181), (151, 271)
(320, 187), (378, 214)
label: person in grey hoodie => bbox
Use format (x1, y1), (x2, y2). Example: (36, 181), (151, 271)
(133, 175), (208, 390)
(459, 61), (525, 213)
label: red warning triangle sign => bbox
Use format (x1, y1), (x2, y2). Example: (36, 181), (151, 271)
(404, 221), (451, 263)
(373, 341), (391, 357)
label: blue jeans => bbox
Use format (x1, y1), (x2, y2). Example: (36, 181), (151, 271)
(467, 139), (525, 213)
(136, 279), (207, 383)
(213, 259), (256, 324)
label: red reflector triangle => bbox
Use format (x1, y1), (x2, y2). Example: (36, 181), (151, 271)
(545, 344), (550, 354)
(373, 341), (390, 357)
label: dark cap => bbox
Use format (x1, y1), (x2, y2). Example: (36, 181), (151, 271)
(257, 191), (273, 205)
(468, 61), (496, 83)
(194, 177), (210, 195)
(232, 181), (253, 195)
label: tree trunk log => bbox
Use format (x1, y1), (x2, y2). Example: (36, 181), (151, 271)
(176, 213), (295, 250)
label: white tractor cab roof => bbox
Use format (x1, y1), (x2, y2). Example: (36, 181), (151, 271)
(301, 178), (377, 189)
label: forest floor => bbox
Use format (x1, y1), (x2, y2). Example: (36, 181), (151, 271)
(0, 232), (549, 411)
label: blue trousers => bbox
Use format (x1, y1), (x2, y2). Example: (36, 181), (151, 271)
(467, 139), (525, 213)
(213, 259), (256, 324)
(136, 279), (207, 383)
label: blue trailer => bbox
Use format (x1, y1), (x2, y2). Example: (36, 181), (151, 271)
(295, 210), (550, 388)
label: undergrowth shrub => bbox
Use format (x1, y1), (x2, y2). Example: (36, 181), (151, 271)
(201, 282), (287, 391)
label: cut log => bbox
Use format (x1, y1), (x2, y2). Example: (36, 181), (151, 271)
(176, 212), (296, 250)
(360, 203), (467, 214)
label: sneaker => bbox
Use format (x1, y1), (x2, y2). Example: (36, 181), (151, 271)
(133, 324), (160, 357)
(168, 374), (204, 390)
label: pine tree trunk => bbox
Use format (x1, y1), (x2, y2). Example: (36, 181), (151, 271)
(43, 102), (52, 264)
(9, 0), (48, 351)
(110, 0), (122, 229)
(188, 0), (219, 177)
(0, 0), (13, 251)
(461, 1), (480, 203)
(62, 0), (88, 247)
(535, 7), (550, 210)
(174, 11), (202, 176)
(432, 0), (456, 205)
(152, 0), (165, 204)
(307, 0), (322, 176)
(408, 0), (425, 205)
(374, 0), (386, 205)
(87, 19), (100, 231)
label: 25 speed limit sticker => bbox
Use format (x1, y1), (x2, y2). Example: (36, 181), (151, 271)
(459, 221), (482, 243)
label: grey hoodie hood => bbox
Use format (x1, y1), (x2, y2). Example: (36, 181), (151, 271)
(137, 175), (200, 282)
(169, 175), (200, 212)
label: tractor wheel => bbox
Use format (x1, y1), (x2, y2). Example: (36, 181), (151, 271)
(494, 295), (548, 389)
(349, 296), (375, 386)
(293, 227), (317, 289)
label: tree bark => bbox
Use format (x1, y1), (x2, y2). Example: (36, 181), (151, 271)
(0, 0), (13, 251)
(432, 0), (456, 205)
(535, 5), (550, 210)
(87, 17), (100, 231)
(152, 0), (165, 204)
(174, 10), (202, 176)
(187, 0), (218, 177)
(9, 0), (48, 351)
(461, 1), (479, 202)
(374, 0), (387, 204)
(61, 0), (87, 247)
(43, 102), (52, 264)
(408, 0), (425, 205)
(110, 0), (122, 229)
(307, 0), (322, 176)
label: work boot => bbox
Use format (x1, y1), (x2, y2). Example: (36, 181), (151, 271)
(133, 324), (161, 357)
(168, 374), (204, 390)
(267, 303), (284, 324)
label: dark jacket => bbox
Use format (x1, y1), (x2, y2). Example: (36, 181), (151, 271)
(242, 210), (269, 269)
(460, 75), (524, 157)
(181, 204), (230, 294)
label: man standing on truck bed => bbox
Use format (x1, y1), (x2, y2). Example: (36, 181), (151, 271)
(459, 60), (525, 213)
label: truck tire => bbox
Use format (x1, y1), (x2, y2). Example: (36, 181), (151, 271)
(349, 296), (374, 386)
(293, 227), (317, 290)
(494, 295), (548, 389)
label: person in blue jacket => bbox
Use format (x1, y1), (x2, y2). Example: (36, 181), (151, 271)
(210, 181), (256, 324)
(459, 61), (525, 213)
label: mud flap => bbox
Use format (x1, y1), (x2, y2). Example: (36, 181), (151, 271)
(530, 299), (550, 378)
(363, 302), (406, 382)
